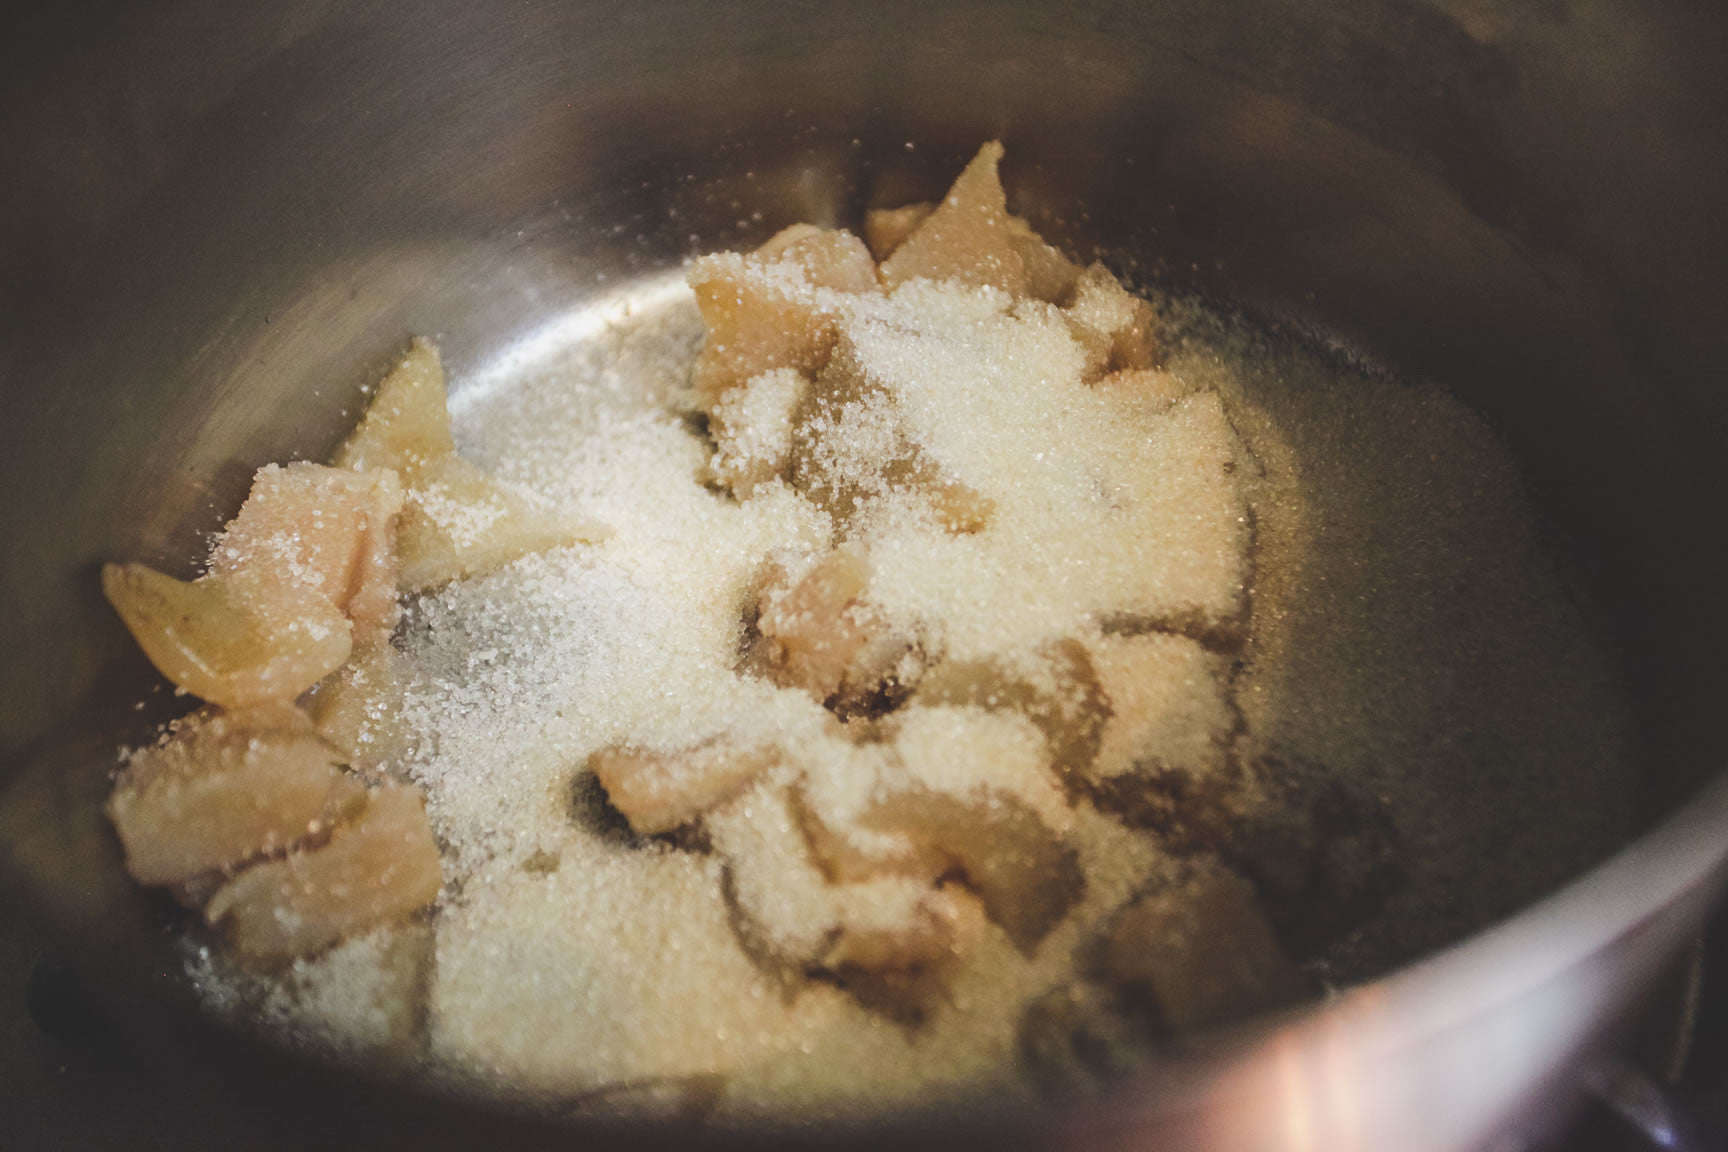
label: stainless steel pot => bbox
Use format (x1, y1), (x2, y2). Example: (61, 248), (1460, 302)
(4, 1), (1727, 1148)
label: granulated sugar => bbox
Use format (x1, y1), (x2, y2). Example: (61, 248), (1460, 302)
(187, 269), (1636, 1121)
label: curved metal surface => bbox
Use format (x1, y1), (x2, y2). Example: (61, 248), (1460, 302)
(2, 1), (1727, 1148)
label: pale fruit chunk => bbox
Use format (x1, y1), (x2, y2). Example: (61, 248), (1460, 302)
(105, 703), (346, 886)
(1084, 633), (1233, 786)
(337, 339), (606, 593)
(1006, 215), (1082, 305)
(1101, 862), (1310, 1035)
(863, 202), (935, 262)
(105, 461), (405, 707)
(1093, 367), (1194, 423)
(1064, 263), (1159, 381)
(397, 453), (599, 592)
(307, 644), (404, 775)
(755, 225), (879, 293)
(707, 780), (970, 1019)
(591, 738), (780, 836)
(205, 783), (443, 961)
(686, 230), (877, 410)
(914, 637), (1111, 777)
(102, 562), (351, 709)
(210, 461), (405, 647)
(787, 330), (994, 534)
(794, 738), (946, 884)
(335, 338), (455, 472)
(879, 141), (1027, 295)
(708, 368), (807, 498)
(749, 545), (926, 708)
(869, 706), (1083, 951)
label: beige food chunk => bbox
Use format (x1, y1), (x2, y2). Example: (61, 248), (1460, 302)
(686, 230), (876, 409)
(879, 141), (1027, 295)
(1093, 367), (1195, 423)
(336, 339), (455, 472)
(1065, 263), (1159, 381)
(863, 202), (935, 262)
(708, 368), (807, 497)
(1102, 862), (1309, 1035)
(750, 547), (916, 708)
(794, 738), (945, 883)
(102, 562), (351, 709)
(1085, 633), (1233, 785)
(1006, 215), (1082, 305)
(868, 706), (1083, 951)
(337, 339), (606, 592)
(787, 331), (994, 533)
(708, 780), (970, 1018)
(755, 224), (879, 293)
(914, 638), (1110, 777)
(205, 783), (443, 961)
(210, 461), (405, 646)
(105, 703), (346, 887)
(591, 738), (779, 836)
(307, 644), (404, 775)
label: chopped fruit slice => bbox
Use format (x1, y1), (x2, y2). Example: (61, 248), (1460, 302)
(708, 780), (970, 1018)
(590, 738), (780, 836)
(1065, 263), (1159, 381)
(210, 461), (405, 646)
(105, 704), (345, 886)
(396, 454), (599, 592)
(755, 225), (879, 294)
(335, 339), (456, 472)
(102, 562), (351, 708)
(1084, 633), (1233, 786)
(751, 547), (907, 706)
(868, 706), (1083, 951)
(864, 202), (935, 262)
(914, 638), (1111, 777)
(337, 339), (606, 592)
(794, 738), (946, 883)
(307, 644), (404, 774)
(205, 783), (443, 961)
(709, 368), (807, 497)
(1092, 367), (1194, 422)
(786, 331), (994, 532)
(879, 141), (1027, 295)
(1101, 862), (1310, 1035)
(103, 460), (405, 706)
(1006, 215), (1081, 305)
(687, 229), (878, 408)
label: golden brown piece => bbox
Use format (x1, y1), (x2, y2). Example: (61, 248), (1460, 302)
(1102, 862), (1309, 1035)
(337, 339), (606, 592)
(590, 737), (780, 837)
(105, 703), (347, 887)
(204, 783), (443, 961)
